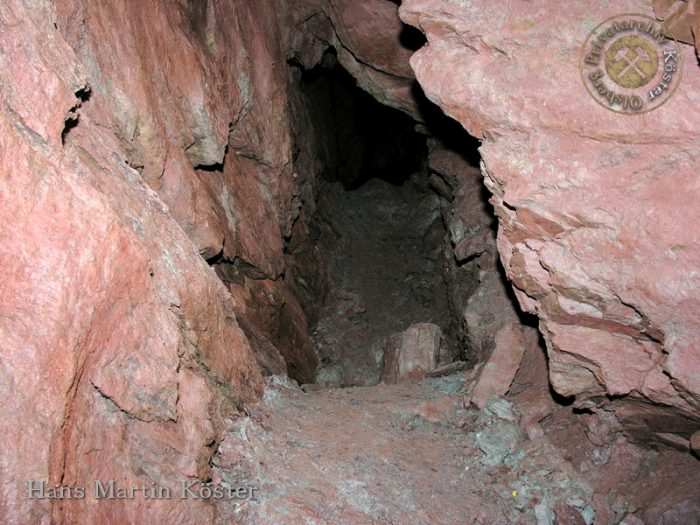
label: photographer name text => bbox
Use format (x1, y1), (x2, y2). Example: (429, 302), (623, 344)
(27, 480), (258, 500)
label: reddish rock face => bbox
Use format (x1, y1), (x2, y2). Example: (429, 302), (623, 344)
(691, 430), (700, 457)
(381, 323), (442, 383)
(469, 324), (527, 409)
(653, 0), (700, 54)
(4, 0), (700, 521)
(0, 0), (326, 521)
(51, 0), (322, 386)
(428, 141), (525, 364)
(1, 0), (426, 517)
(227, 277), (319, 383)
(401, 0), (700, 442)
(290, 0), (422, 117)
(0, 14), (263, 525)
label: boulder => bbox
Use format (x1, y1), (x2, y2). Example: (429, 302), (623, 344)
(691, 430), (700, 458)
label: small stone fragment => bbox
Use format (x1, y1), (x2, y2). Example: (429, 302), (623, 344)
(381, 323), (442, 383)
(470, 323), (527, 408)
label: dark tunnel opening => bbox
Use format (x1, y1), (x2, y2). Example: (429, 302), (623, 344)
(291, 52), (484, 387)
(298, 51), (428, 190)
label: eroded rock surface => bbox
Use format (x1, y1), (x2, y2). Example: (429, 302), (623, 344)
(290, 0), (422, 117)
(4, 0), (700, 522)
(654, 0), (700, 54)
(0, 0), (335, 521)
(401, 0), (700, 445)
(233, 377), (597, 524)
(381, 323), (443, 384)
(51, 0), (341, 385)
(1, 2), (267, 522)
(470, 323), (527, 409)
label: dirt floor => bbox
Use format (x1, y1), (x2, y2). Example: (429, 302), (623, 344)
(210, 370), (700, 525)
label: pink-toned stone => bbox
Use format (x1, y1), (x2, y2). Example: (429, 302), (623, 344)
(228, 277), (319, 384)
(620, 515), (645, 525)
(381, 323), (442, 384)
(418, 396), (459, 423)
(507, 327), (555, 426)
(290, 0), (422, 118)
(428, 141), (525, 367)
(0, 53), (262, 523)
(653, 0), (700, 53)
(401, 0), (700, 444)
(51, 0), (323, 383)
(470, 324), (527, 409)
(327, 0), (415, 79)
(0, 0), (338, 521)
(553, 501), (587, 525)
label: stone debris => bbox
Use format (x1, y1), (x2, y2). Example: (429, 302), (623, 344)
(311, 175), (457, 389)
(401, 0), (700, 449)
(3, 0), (700, 522)
(469, 323), (527, 408)
(215, 378), (624, 525)
(381, 323), (442, 384)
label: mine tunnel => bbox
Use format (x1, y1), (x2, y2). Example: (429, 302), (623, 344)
(295, 53), (467, 387)
(3, 1), (700, 524)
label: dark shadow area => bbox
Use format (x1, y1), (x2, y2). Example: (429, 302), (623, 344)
(61, 87), (91, 145)
(300, 50), (427, 189)
(399, 23), (427, 51)
(193, 151), (226, 172)
(408, 77), (574, 415)
(291, 54), (461, 386)
(412, 81), (481, 167)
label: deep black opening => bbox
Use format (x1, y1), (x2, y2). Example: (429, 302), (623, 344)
(61, 87), (92, 145)
(399, 24), (427, 51)
(411, 82), (481, 168)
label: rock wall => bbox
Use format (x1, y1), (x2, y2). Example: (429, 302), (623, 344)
(653, 0), (700, 54)
(52, 0), (333, 385)
(0, 0), (332, 521)
(1, 1), (491, 520)
(289, 0), (525, 371)
(289, 0), (422, 117)
(401, 0), (700, 446)
(4, 0), (699, 521)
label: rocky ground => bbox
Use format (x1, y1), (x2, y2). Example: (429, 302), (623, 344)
(3, 1), (700, 523)
(211, 373), (700, 525)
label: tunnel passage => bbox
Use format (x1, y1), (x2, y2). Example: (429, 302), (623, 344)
(311, 175), (460, 387)
(292, 54), (471, 387)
